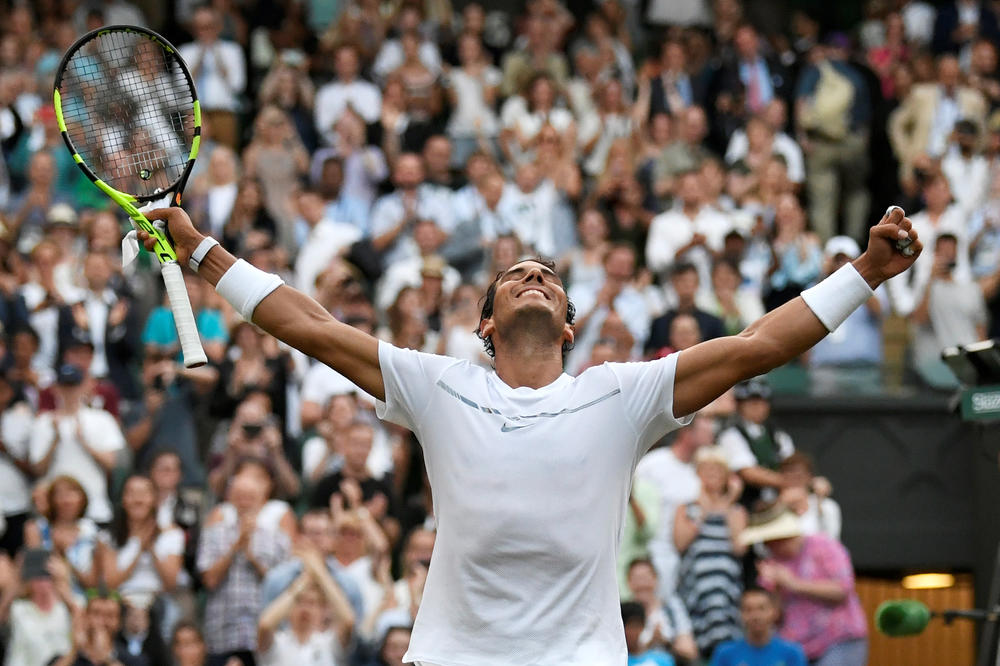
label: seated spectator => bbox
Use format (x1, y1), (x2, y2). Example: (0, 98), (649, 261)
(500, 15), (570, 97)
(779, 453), (841, 541)
(292, 187), (362, 298)
(941, 119), (990, 214)
(436, 283), (492, 367)
(710, 588), (807, 666)
(388, 30), (444, 126)
(646, 263), (726, 357)
(559, 208), (611, 296)
(207, 456), (297, 540)
(372, 5), (443, 83)
(197, 473), (291, 665)
(725, 102), (805, 185)
(115, 601), (171, 666)
(807, 236), (887, 393)
(256, 547), (356, 665)
(48, 586), (122, 666)
(187, 146), (240, 238)
(650, 106), (714, 199)
(674, 446), (746, 660)
(717, 378), (795, 510)
(375, 220), (460, 316)
(621, 601), (676, 666)
(500, 73), (576, 166)
(0, 548), (75, 665)
(969, 169), (1000, 282)
(363, 625), (412, 666)
(624, 558), (697, 662)
(329, 509), (390, 640)
(741, 505), (868, 665)
(39, 338), (121, 419)
(308, 152), (378, 236)
(28, 364), (125, 524)
(646, 170), (732, 289)
(314, 43), (382, 144)
(257, 59), (317, 151)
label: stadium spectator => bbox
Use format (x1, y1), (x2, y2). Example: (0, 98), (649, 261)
(24, 475), (100, 592)
(710, 588), (808, 666)
(624, 558), (697, 661)
(0, 548), (75, 666)
(0, 368), (32, 557)
(646, 263), (726, 357)
(674, 446), (746, 660)
(621, 601), (677, 666)
(179, 6), (246, 150)
(779, 452), (842, 541)
(742, 505), (868, 665)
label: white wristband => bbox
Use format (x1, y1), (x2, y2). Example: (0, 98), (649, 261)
(215, 259), (284, 321)
(800, 263), (874, 332)
(189, 237), (220, 271)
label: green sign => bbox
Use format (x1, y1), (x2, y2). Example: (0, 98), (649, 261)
(961, 385), (1000, 421)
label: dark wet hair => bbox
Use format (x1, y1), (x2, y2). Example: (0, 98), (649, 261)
(476, 257), (576, 363)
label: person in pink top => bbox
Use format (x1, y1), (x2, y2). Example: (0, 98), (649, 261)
(740, 505), (868, 665)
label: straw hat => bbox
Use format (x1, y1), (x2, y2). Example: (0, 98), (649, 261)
(739, 504), (803, 547)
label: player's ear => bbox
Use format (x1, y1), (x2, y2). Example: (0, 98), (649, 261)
(562, 323), (574, 348)
(479, 317), (495, 340)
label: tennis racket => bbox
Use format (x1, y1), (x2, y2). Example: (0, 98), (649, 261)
(53, 25), (207, 367)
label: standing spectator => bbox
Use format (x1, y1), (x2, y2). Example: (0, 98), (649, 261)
(179, 6), (246, 150)
(314, 44), (383, 145)
(765, 193), (822, 311)
(24, 475), (100, 592)
(636, 414), (715, 602)
(621, 601), (677, 666)
(0, 369), (33, 557)
(242, 106), (310, 255)
(717, 24), (792, 118)
(931, 0), (1000, 56)
(795, 38), (872, 241)
(741, 506), (868, 666)
(98, 475), (184, 613)
(674, 446), (746, 660)
(889, 54), (986, 187)
(646, 264), (726, 357)
(197, 473), (290, 666)
(257, 60), (317, 152)
(710, 588), (808, 666)
(941, 119), (990, 214)
(445, 32), (501, 167)
(28, 364), (125, 524)
(256, 547), (356, 665)
(370, 154), (454, 269)
(645, 39), (696, 120)
(910, 232), (988, 387)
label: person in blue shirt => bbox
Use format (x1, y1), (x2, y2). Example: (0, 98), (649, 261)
(711, 588), (807, 666)
(623, 601), (676, 666)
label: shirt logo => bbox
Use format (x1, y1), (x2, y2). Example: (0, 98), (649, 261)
(435, 379), (621, 434)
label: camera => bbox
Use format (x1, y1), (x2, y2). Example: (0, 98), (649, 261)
(242, 422), (264, 439)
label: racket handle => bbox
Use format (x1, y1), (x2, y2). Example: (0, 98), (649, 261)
(161, 261), (208, 368)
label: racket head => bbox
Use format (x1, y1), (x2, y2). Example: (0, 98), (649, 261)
(53, 25), (201, 205)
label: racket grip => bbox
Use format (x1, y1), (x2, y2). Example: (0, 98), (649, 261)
(161, 262), (208, 368)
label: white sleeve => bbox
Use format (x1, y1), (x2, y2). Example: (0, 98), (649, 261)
(86, 411), (125, 452)
(716, 427), (757, 471)
(645, 215), (676, 274)
(154, 528), (185, 557)
(314, 86), (334, 141)
(775, 430), (795, 459)
(820, 498), (842, 541)
(606, 353), (693, 455)
(369, 197), (400, 236)
(223, 42), (246, 93)
(375, 342), (461, 432)
(28, 415), (55, 465)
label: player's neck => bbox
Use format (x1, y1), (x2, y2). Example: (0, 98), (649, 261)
(492, 340), (564, 390)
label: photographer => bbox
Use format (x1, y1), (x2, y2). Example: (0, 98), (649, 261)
(207, 396), (299, 500)
(124, 352), (216, 487)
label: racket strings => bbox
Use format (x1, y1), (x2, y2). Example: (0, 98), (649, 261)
(58, 29), (195, 198)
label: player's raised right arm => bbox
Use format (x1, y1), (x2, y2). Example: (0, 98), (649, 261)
(142, 207), (385, 401)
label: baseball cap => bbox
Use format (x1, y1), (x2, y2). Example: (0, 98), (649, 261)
(824, 235), (860, 260)
(46, 203), (78, 228)
(56, 363), (85, 386)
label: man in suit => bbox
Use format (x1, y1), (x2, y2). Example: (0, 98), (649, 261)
(889, 54), (987, 189)
(931, 0), (1000, 55)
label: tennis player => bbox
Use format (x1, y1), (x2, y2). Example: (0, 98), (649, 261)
(141, 206), (920, 665)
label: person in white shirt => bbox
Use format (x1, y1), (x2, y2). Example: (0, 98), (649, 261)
(646, 170), (733, 290)
(635, 414), (715, 600)
(178, 6), (246, 149)
(0, 371), (34, 556)
(257, 547), (356, 666)
(315, 44), (383, 145)
(29, 364), (125, 524)
(293, 189), (362, 297)
(941, 119), (991, 214)
(139, 201), (922, 665)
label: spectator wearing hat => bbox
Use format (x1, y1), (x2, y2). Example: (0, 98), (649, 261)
(941, 119), (991, 214)
(807, 236), (888, 394)
(28, 364), (125, 524)
(0, 548), (76, 666)
(741, 505), (868, 666)
(39, 338), (120, 418)
(717, 378), (795, 511)
(710, 588), (807, 666)
(674, 446), (746, 660)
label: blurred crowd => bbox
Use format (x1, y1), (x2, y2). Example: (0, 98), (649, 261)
(0, 0), (999, 664)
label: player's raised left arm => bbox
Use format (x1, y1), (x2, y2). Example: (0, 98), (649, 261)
(671, 208), (922, 418)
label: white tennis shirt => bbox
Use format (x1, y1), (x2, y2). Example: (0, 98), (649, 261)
(375, 342), (691, 665)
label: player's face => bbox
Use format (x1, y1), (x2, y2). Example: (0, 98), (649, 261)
(482, 261), (573, 350)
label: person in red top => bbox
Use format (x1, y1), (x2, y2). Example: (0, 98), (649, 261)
(740, 505), (868, 666)
(38, 338), (119, 419)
